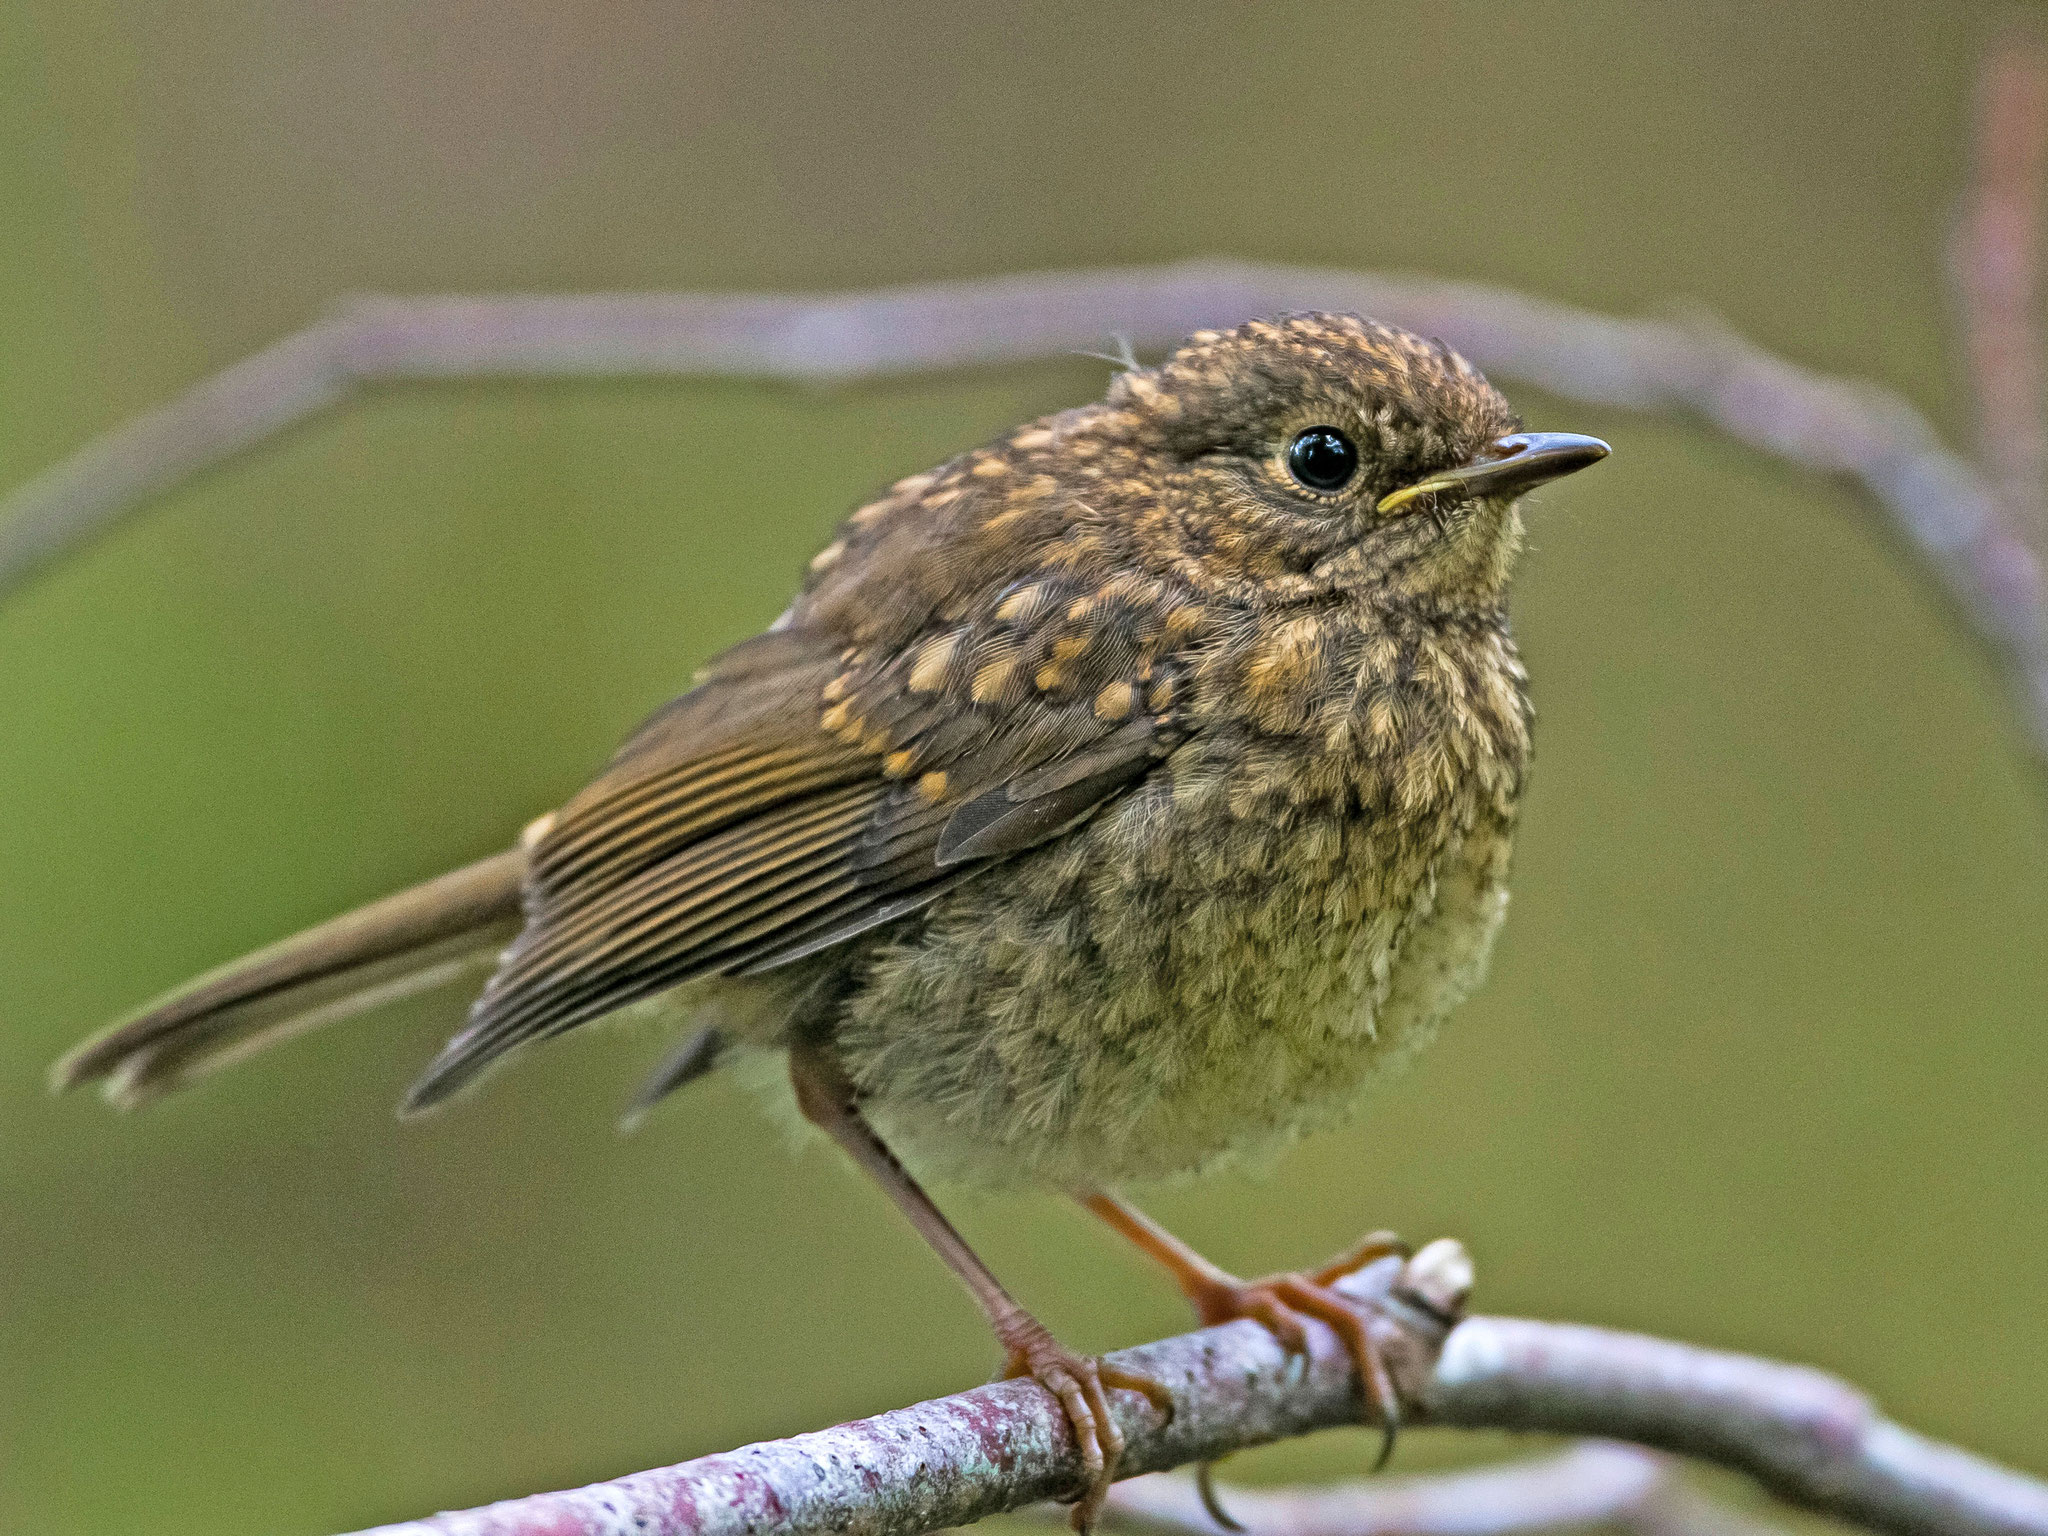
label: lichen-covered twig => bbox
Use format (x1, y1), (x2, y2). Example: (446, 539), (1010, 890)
(344, 1242), (2048, 1536)
(1421, 1313), (2048, 1536)
(342, 1245), (1464, 1536)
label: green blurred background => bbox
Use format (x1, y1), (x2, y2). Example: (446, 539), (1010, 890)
(2, 4), (2043, 1533)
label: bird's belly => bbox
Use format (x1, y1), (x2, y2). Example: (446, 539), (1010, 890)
(838, 782), (1512, 1190)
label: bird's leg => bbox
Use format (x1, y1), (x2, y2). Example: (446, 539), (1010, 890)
(789, 1044), (1172, 1531)
(1080, 1192), (1408, 1466)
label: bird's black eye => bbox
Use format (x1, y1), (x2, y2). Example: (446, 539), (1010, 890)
(1285, 426), (1358, 493)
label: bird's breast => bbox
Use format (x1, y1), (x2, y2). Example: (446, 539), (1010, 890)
(836, 685), (1519, 1190)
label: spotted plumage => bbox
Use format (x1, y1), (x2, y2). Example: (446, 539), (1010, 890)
(56, 312), (1608, 1526)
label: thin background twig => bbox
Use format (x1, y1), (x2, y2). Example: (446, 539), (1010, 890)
(1952, 34), (2048, 546)
(1093, 1442), (1788, 1536)
(4, 271), (2048, 776)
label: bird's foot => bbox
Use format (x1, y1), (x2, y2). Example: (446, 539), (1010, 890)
(998, 1314), (1175, 1531)
(1186, 1231), (1411, 1468)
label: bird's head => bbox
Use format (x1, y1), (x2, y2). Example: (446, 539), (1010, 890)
(1097, 312), (1609, 610)
(794, 313), (1608, 657)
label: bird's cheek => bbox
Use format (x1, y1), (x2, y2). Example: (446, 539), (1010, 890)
(1405, 496), (1525, 596)
(1155, 482), (1291, 579)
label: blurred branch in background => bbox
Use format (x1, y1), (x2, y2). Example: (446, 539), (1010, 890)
(349, 1244), (2048, 1536)
(7, 264), (2048, 776)
(1092, 1442), (1787, 1536)
(1952, 34), (2048, 550)
(3, 42), (2047, 780)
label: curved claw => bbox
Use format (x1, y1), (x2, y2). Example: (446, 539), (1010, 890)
(1365, 1346), (1401, 1472)
(1266, 1275), (1403, 1466)
(1078, 1198), (1410, 1485)
(1002, 1324), (1174, 1531)
(1098, 1360), (1176, 1424)
(1186, 1264), (1407, 1471)
(1194, 1459), (1245, 1532)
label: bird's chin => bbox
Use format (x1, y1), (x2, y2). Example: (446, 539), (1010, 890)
(1383, 494), (1524, 605)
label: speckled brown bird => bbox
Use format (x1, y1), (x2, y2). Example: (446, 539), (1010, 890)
(55, 313), (1607, 1525)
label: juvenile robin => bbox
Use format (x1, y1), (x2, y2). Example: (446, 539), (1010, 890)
(55, 313), (1608, 1526)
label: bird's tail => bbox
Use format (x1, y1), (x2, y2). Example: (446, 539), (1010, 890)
(51, 849), (525, 1109)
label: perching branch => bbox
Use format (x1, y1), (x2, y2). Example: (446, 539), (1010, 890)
(343, 1243), (2048, 1536)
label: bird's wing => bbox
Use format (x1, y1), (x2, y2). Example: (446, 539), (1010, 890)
(402, 588), (1192, 1111)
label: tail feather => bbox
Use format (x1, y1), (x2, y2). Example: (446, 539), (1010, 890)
(53, 849), (525, 1108)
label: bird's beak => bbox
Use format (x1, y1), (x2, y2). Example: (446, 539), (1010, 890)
(1377, 432), (1611, 516)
